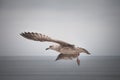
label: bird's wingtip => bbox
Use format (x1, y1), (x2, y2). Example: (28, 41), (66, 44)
(20, 32), (25, 36)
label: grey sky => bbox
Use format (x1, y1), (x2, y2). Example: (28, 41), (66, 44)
(0, 0), (120, 56)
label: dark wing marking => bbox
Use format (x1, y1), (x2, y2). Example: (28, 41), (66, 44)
(20, 32), (74, 47)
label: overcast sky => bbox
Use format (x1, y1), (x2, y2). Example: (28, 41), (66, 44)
(0, 0), (120, 56)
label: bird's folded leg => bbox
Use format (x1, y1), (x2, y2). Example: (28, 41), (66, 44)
(77, 57), (80, 66)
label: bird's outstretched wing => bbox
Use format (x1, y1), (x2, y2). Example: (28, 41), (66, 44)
(20, 32), (74, 47)
(56, 54), (78, 60)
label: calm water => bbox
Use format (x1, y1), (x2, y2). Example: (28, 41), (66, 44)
(0, 56), (120, 80)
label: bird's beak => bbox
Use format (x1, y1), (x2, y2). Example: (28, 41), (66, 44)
(46, 48), (49, 50)
(87, 52), (91, 55)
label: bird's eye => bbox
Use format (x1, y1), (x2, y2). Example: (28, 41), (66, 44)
(50, 46), (52, 48)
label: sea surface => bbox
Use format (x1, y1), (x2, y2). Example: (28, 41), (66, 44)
(0, 56), (120, 80)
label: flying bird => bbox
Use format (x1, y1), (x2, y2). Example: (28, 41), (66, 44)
(20, 32), (90, 65)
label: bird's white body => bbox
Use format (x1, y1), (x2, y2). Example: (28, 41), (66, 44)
(54, 46), (77, 54)
(49, 45), (87, 55)
(59, 47), (77, 54)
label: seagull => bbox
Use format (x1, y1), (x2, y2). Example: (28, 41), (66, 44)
(20, 32), (90, 65)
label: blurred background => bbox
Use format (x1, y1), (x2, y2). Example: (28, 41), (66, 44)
(0, 0), (120, 56)
(0, 1), (120, 80)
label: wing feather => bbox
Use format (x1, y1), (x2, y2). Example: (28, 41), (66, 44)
(20, 32), (74, 47)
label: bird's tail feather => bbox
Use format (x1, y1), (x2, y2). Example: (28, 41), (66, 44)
(80, 48), (91, 55)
